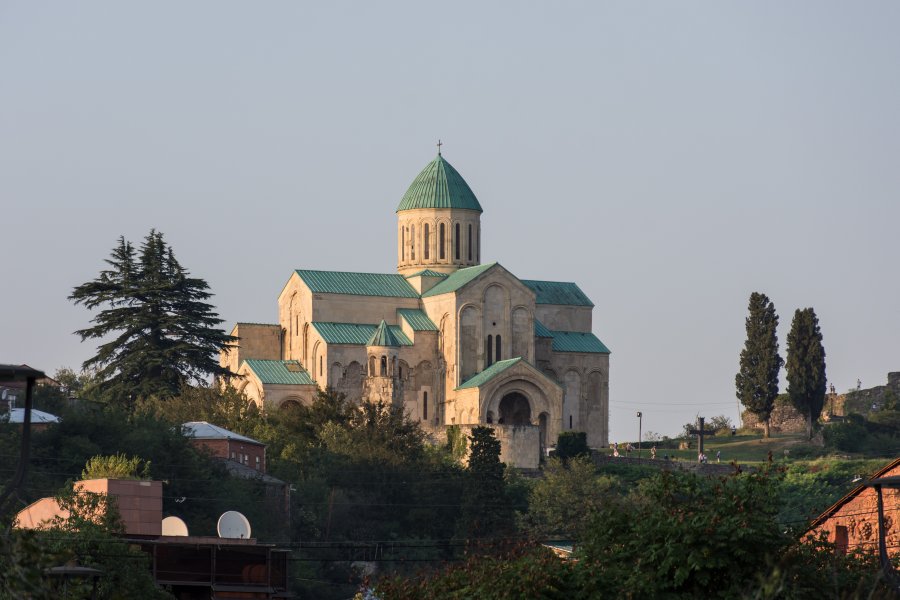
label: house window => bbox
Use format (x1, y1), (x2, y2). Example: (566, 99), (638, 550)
(468, 224), (472, 260)
(230, 451), (235, 460)
(496, 335), (501, 361)
(455, 223), (460, 259)
(486, 335), (493, 367)
(423, 391), (428, 421)
(439, 223), (446, 259)
(835, 525), (849, 555)
(424, 224), (430, 259)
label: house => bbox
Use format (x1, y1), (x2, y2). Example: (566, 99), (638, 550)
(182, 421), (267, 473)
(806, 458), (900, 555)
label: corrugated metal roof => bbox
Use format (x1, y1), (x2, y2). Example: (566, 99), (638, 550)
(243, 359), (315, 385)
(550, 331), (611, 354)
(533, 319), (554, 338)
(295, 270), (419, 298)
(421, 262), (497, 297)
(182, 421), (263, 444)
(456, 357), (523, 390)
(367, 320), (402, 347)
(521, 280), (594, 307)
(396, 154), (483, 213)
(8, 407), (59, 424)
(405, 269), (449, 278)
(397, 309), (438, 331)
(312, 322), (413, 346)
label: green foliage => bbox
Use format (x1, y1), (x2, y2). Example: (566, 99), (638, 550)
(457, 427), (514, 541)
(555, 431), (589, 461)
(736, 292), (784, 438)
(823, 420), (869, 453)
(69, 230), (236, 404)
(522, 456), (616, 538)
(786, 308), (827, 441)
(445, 424), (468, 460)
(137, 383), (260, 433)
(81, 453), (150, 480)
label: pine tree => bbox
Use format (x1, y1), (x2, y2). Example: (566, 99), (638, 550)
(456, 427), (513, 542)
(70, 230), (236, 404)
(735, 292), (783, 438)
(785, 308), (827, 441)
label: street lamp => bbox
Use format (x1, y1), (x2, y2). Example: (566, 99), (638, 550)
(636, 411), (643, 459)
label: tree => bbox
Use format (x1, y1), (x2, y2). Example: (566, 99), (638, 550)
(70, 230), (236, 404)
(735, 292), (783, 438)
(555, 431), (589, 461)
(786, 308), (827, 441)
(457, 426), (514, 541)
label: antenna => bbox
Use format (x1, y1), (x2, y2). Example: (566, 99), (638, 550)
(161, 516), (189, 536)
(217, 510), (252, 539)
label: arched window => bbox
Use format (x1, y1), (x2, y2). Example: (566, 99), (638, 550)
(380, 356), (387, 376)
(486, 334), (493, 367)
(495, 335), (501, 362)
(423, 391), (428, 421)
(476, 225), (480, 262)
(439, 223), (446, 259)
(424, 224), (430, 259)
(468, 224), (473, 260)
(319, 356), (323, 377)
(401, 226), (405, 260)
(410, 225), (415, 260)
(455, 223), (460, 260)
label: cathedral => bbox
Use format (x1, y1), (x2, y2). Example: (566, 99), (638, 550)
(221, 151), (610, 467)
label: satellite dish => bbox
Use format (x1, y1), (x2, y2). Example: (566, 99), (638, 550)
(217, 510), (251, 539)
(161, 516), (189, 537)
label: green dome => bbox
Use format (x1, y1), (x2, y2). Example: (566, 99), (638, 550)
(396, 154), (483, 213)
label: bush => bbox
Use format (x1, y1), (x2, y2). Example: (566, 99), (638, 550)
(556, 431), (589, 460)
(823, 420), (868, 452)
(81, 453), (150, 480)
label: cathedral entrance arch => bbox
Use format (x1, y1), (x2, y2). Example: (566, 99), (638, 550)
(498, 392), (531, 426)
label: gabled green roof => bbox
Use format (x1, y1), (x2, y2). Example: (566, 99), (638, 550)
(396, 154), (483, 213)
(550, 330), (610, 354)
(533, 319), (554, 338)
(295, 270), (419, 299)
(521, 280), (594, 307)
(405, 269), (448, 278)
(421, 262), (497, 298)
(311, 322), (413, 346)
(457, 357), (523, 390)
(397, 309), (438, 331)
(367, 320), (402, 347)
(243, 359), (315, 385)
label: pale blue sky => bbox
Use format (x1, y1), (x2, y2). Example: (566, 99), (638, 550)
(3, 2), (898, 441)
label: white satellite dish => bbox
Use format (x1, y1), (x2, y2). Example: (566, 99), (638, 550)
(161, 516), (189, 537)
(217, 510), (252, 539)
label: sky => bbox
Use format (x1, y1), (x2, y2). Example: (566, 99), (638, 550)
(2, 2), (899, 441)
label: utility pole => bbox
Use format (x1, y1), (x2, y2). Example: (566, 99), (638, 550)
(637, 411), (643, 459)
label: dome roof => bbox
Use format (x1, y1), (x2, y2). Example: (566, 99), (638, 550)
(396, 154), (483, 213)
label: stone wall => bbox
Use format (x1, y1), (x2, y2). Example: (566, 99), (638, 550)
(741, 400), (808, 433)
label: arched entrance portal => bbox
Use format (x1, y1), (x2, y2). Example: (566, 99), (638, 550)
(498, 392), (531, 426)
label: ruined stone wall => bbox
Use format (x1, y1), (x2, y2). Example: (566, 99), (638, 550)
(741, 400), (808, 433)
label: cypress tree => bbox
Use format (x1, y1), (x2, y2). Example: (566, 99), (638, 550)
(70, 230), (236, 405)
(456, 427), (513, 542)
(735, 292), (783, 438)
(785, 308), (827, 441)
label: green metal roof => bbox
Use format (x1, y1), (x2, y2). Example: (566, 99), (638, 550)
(295, 270), (419, 299)
(533, 319), (554, 338)
(405, 269), (448, 278)
(550, 330), (611, 354)
(521, 280), (594, 307)
(421, 262), (497, 297)
(457, 357), (523, 390)
(367, 320), (402, 347)
(312, 322), (413, 346)
(396, 154), (483, 213)
(397, 309), (438, 331)
(243, 359), (315, 385)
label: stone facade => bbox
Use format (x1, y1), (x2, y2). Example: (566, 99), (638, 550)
(807, 458), (900, 557)
(221, 153), (611, 466)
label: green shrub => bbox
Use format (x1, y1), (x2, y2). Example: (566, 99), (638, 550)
(556, 431), (589, 460)
(868, 409), (900, 430)
(81, 453), (150, 480)
(823, 421), (868, 452)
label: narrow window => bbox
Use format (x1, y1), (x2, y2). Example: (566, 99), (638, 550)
(231, 451), (236, 460)
(468, 224), (473, 260)
(410, 225), (415, 260)
(455, 223), (460, 259)
(380, 356), (387, 376)
(476, 226), (480, 262)
(319, 356), (323, 377)
(255, 456), (260, 470)
(487, 334), (493, 367)
(402, 226), (406, 260)
(424, 224), (430, 259)
(486, 411), (494, 424)
(423, 391), (428, 420)
(496, 335), (501, 361)
(569, 415), (573, 429)
(439, 223), (446, 259)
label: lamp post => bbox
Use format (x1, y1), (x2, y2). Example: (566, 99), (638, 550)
(636, 411), (642, 459)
